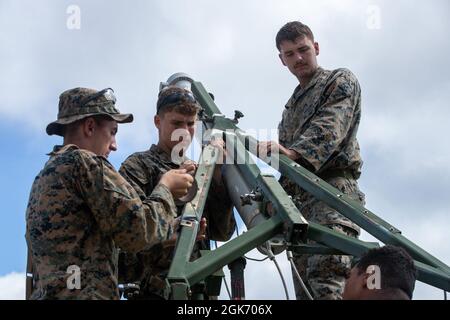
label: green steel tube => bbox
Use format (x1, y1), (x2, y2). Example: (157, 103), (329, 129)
(307, 222), (450, 291)
(184, 215), (284, 286)
(275, 153), (450, 274)
(191, 79), (450, 290)
(168, 145), (220, 280)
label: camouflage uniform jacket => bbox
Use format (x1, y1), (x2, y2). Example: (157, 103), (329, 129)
(118, 144), (235, 297)
(279, 67), (363, 228)
(25, 144), (177, 300)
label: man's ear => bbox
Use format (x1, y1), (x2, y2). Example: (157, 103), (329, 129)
(362, 271), (371, 289)
(83, 117), (96, 137)
(314, 42), (320, 56)
(279, 53), (287, 66)
(154, 114), (161, 130)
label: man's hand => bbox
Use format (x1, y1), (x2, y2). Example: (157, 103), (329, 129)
(179, 160), (197, 176)
(159, 169), (194, 199)
(164, 217), (208, 247)
(209, 137), (226, 163)
(196, 217), (207, 241)
(257, 141), (300, 161)
(209, 137), (226, 184)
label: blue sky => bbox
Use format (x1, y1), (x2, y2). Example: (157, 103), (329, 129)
(0, 0), (449, 299)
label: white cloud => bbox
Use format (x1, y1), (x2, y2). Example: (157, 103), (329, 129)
(0, 272), (25, 300)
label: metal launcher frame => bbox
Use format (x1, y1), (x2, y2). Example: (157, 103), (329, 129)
(162, 73), (450, 300)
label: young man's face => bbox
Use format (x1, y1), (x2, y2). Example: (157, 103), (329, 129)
(155, 110), (197, 154)
(342, 267), (367, 300)
(90, 119), (118, 158)
(279, 36), (319, 81)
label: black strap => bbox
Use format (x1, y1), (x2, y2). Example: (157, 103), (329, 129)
(319, 169), (356, 180)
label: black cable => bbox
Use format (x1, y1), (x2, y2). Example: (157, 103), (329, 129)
(273, 257), (290, 300)
(223, 277), (232, 300)
(244, 255), (269, 262)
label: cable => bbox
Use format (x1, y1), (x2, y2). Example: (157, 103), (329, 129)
(444, 291), (448, 300)
(244, 255), (269, 262)
(212, 239), (233, 300)
(286, 251), (314, 300)
(273, 257), (290, 300)
(265, 242), (290, 300)
(235, 221), (269, 262)
(223, 275), (232, 300)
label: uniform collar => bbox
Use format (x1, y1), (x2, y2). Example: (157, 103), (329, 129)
(295, 67), (325, 96)
(47, 144), (79, 156)
(287, 66), (326, 108)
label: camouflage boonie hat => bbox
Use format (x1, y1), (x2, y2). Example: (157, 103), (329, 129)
(46, 87), (133, 136)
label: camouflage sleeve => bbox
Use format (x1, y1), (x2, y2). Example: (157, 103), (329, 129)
(118, 156), (149, 200)
(74, 151), (175, 254)
(289, 69), (361, 172)
(117, 156), (178, 283)
(278, 110), (289, 147)
(119, 156), (178, 243)
(203, 171), (236, 241)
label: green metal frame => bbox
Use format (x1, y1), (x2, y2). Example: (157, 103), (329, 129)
(165, 80), (450, 299)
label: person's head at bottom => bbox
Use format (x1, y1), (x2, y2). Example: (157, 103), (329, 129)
(343, 245), (417, 300)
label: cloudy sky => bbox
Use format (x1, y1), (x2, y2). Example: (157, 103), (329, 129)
(0, 0), (449, 300)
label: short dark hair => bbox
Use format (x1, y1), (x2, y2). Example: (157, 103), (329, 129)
(355, 245), (417, 299)
(156, 86), (200, 116)
(62, 114), (114, 136)
(276, 21), (315, 51)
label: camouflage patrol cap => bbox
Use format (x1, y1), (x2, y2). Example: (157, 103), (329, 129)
(46, 87), (133, 136)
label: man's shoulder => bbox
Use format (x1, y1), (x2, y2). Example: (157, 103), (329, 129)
(119, 150), (162, 185)
(122, 147), (169, 169)
(53, 146), (101, 165)
(121, 150), (152, 169)
(321, 68), (361, 98)
(328, 68), (360, 85)
(50, 148), (117, 182)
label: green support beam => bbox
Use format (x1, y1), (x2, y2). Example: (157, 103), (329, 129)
(184, 215), (284, 286)
(167, 144), (220, 289)
(306, 222), (450, 291)
(188, 82), (450, 291)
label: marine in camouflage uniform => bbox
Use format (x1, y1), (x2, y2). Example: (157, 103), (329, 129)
(272, 22), (365, 300)
(279, 66), (365, 300)
(118, 86), (235, 299)
(25, 88), (177, 300)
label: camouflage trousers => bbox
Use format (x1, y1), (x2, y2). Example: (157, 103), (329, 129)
(290, 176), (365, 300)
